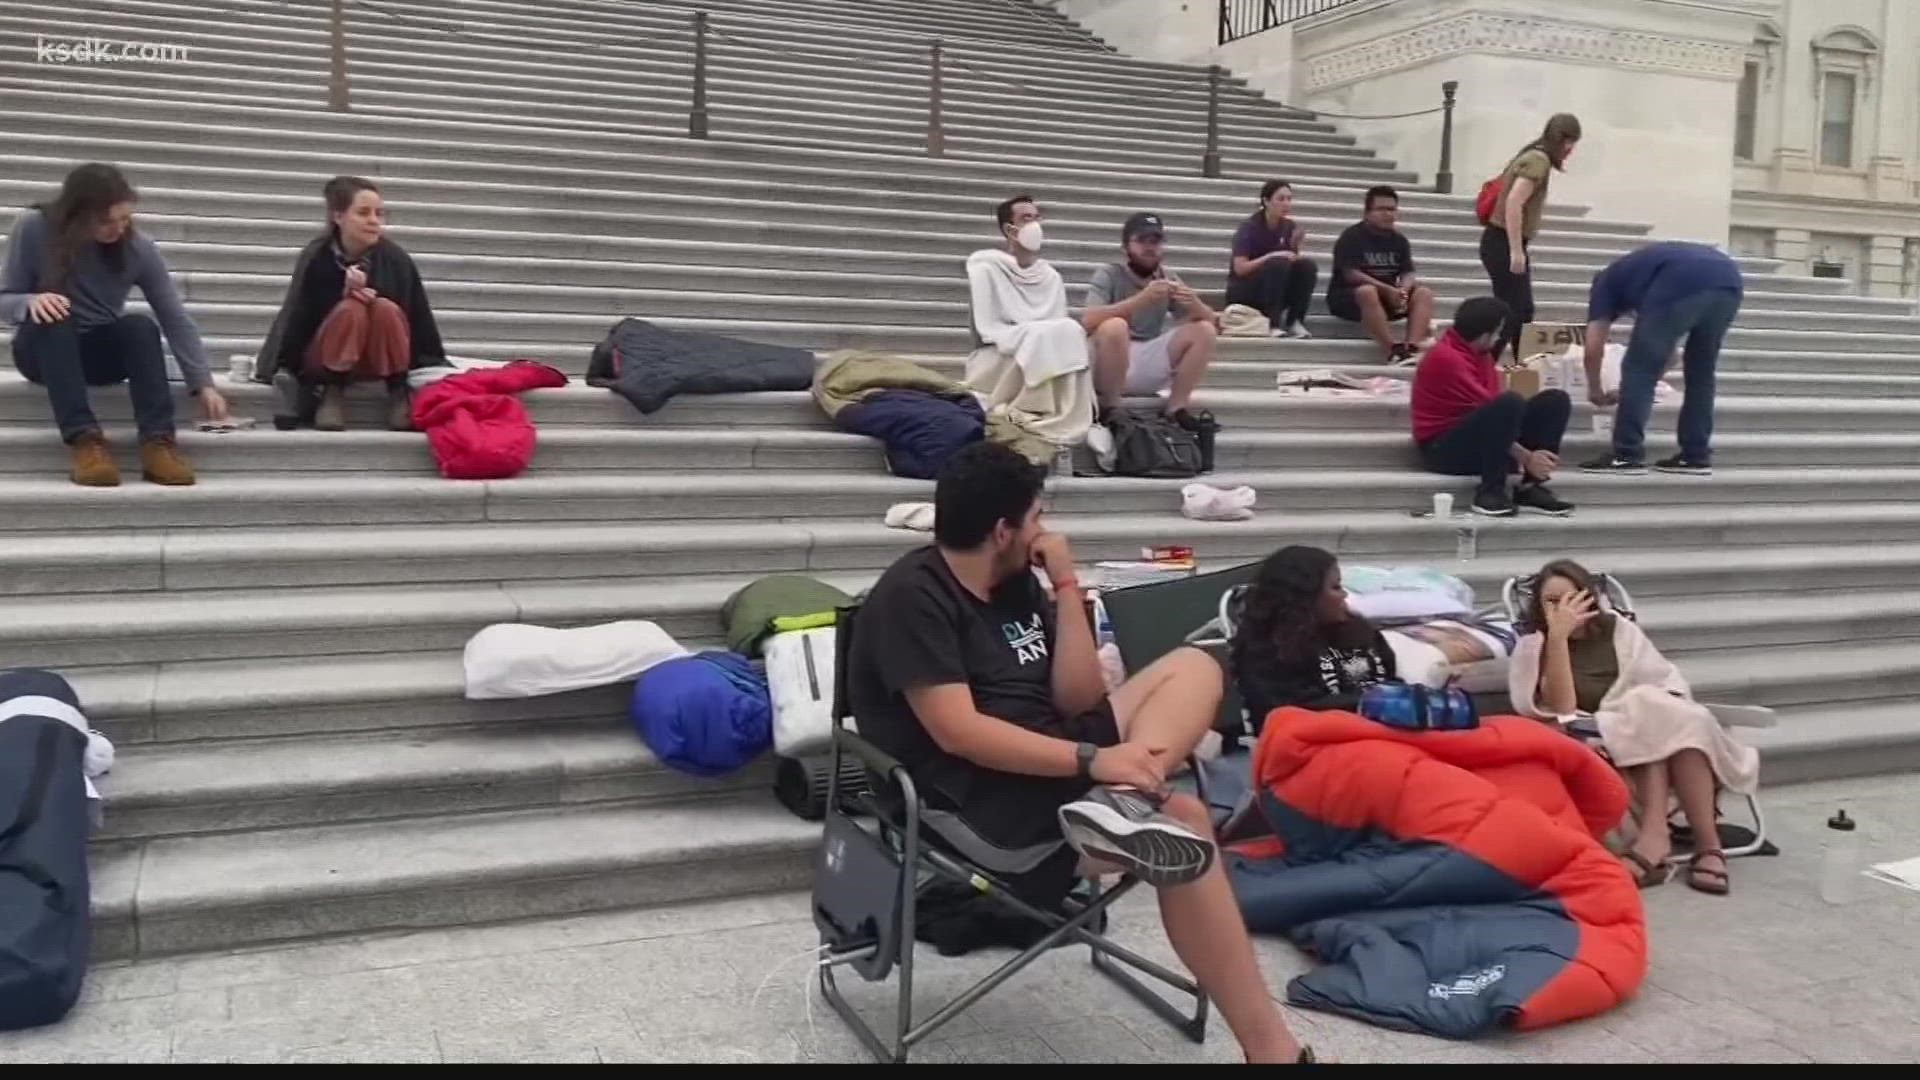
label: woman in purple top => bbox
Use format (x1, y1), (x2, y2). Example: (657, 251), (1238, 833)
(1225, 180), (1319, 339)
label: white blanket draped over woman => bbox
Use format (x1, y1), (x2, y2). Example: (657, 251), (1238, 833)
(962, 249), (1093, 446)
(1509, 616), (1759, 795)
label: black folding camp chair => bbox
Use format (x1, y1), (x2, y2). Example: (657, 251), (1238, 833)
(1098, 562), (1262, 746)
(812, 604), (1210, 1063)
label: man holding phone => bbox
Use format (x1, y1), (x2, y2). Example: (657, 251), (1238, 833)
(1081, 212), (1219, 429)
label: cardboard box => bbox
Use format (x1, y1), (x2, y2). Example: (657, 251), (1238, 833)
(1518, 322), (1584, 360)
(1501, 365), (1543, 399)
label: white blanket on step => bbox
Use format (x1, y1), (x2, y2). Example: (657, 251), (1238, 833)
(963, 249), (1093, 446)
(464, 620), (688, 699)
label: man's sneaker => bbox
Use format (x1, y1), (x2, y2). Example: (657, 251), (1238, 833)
(1579, 454), (1647, 475)
(1058, 786), (1215, 887)
(1284, 320), (1313, 340)
(1388, 344), (1418, 366)
(1514, 483), (1574, 517)
(1654, 454), (1713, 476)
(1471, 488), (1516, 517)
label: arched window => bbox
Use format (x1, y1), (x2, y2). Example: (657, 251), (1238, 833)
(1811, 27), (1880, 169)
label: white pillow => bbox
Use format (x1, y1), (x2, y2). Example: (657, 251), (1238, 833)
(463, 621), (688, 699)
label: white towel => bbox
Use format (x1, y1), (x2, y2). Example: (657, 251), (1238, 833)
(463, 620), (688, 699)
(963, 249), (1094, 447)
(884, 502), (936, 532)
(1181, 483), (1257, 522)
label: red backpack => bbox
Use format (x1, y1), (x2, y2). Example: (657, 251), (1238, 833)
(1474, 174), (1504, 226)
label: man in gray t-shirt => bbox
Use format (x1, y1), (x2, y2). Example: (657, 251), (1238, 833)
(1081, 213), (1218, 424)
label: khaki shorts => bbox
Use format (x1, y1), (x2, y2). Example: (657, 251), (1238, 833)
(1124, 327), (1183, 395)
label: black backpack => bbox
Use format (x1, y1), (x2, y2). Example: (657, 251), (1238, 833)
(1102, 408), (1213, 478)
(0, 670), (93, 1032)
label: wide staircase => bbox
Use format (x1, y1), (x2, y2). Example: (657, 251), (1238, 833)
(3, 0), (1918, 961)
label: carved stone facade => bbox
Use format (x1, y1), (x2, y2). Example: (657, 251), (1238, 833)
(1302, 11), (1748, 93)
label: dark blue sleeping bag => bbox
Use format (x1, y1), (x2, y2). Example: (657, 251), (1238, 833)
(630, 652), (773, 777)
(835, 389), (984, 480)
(0, 669), (93, 1031)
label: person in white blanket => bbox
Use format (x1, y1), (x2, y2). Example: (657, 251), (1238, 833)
(962, 195), (1095, 451)
(1508, 559), (1759, 897)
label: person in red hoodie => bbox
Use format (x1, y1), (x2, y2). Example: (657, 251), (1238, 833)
(1412, 295), (1573, 517)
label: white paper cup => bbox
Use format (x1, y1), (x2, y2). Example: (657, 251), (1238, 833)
(1591, 413), (1614, 435)
(1432, 492), (1454, 519)
(228, 353), (254, 382)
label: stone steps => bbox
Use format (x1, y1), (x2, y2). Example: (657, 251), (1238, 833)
(10, 0), (1919, 966)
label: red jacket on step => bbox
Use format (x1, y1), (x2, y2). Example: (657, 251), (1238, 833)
(1410, 328), (1502, 444)
(410, 360), (569, 480)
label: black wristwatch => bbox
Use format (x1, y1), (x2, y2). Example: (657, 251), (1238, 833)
(1074, 741), (1098, 781)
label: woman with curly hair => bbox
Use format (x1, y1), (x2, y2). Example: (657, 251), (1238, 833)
(1230, 545), (1396, 731)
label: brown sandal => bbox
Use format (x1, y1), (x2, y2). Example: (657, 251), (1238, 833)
(1620, 850), (1671, 889)
(1687, 849), (1730, 896)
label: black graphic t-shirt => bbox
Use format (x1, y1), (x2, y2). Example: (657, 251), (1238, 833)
(1233, 626), (1398, 730)
(1329, 222), (1416, 295)
(849, 545), (1057, 803)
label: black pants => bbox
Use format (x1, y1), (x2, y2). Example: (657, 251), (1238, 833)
(12, 314), (176, 443)
(1418, 389), (1569, 495)
(1224, 256), (1319, 328)
(1478, 226), (1533, 362)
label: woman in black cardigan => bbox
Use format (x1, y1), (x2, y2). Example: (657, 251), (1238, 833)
(256, 176), (446, 431)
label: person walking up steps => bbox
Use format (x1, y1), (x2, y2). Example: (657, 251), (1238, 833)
(1, 163), (227, 487)
(1226, 179), (1319, 339)
(1579, 242), (1744, 477)
(1480, 114), (1582, 362)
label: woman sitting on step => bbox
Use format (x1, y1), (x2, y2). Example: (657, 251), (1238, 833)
(1508, 559), (1759, 896)
(1230, 545), (1397, 732)
(1, 162), (229, 487)
(256, 176), (446, 432)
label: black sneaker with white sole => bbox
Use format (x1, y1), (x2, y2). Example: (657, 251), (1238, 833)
(1579, 454), (1648, 475)
(1470, 488), (1516, 517)
(1654, 454), (1713, 476)
(1514, 483), (1575, 517)
(1057, 786), (1215, 887)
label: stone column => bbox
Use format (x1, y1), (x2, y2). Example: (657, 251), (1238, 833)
(1771, 227), (1811, 272)
(1868, 235), (1907, 299)
(1289, 0), (1774, 241)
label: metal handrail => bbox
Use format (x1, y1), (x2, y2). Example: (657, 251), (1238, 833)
(1218, 0), (1372, 44)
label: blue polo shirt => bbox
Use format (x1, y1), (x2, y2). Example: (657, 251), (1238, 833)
(1587, 242), (1744, 321)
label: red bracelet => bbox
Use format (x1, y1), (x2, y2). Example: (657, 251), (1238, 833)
(1051, 577), (1082, 593)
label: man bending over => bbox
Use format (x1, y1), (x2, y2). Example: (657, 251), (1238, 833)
(847, 442), (1309, 1065)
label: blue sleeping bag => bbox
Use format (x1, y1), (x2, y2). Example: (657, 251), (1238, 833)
(835, 389), (984, 480)
(630, 652), (773, 777)
(0, 669), (93, 1031)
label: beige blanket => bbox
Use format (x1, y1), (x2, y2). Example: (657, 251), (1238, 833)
(963, 249), (1093, 448)
(1509, 617), (1759, 795)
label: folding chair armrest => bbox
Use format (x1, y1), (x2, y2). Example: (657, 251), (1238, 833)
(834, 727), (907, 780)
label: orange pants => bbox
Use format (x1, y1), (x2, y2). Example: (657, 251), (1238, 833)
(303, 296), (411, 382)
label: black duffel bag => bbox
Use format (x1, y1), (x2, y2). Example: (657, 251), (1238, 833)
(0, 669), (94, 1032)
(1102, 408), (1210, 478)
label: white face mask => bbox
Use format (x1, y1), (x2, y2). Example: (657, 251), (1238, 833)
(1013, 221), (1044, 252)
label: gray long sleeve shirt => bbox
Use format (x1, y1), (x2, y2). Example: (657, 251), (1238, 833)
(0, 208), (213, 392)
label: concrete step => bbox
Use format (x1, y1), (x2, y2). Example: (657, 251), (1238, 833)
(1, 131), (1626, 227)
(0, 88), (1423, 184)
(1748, 700), (1920, 785)
(2, 373), (1913, 438)
(17, 183), (1648, 263)
(88, 794), (817, 958)
(12, 530), (1920, 669)
(95, 723), (770, 842)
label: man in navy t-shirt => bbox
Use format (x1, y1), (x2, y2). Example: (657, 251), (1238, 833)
(1579, 242), (1744, 476)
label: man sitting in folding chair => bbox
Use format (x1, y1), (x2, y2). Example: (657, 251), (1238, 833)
(840, 441), (1307, 1063)
(1505, 559), (1764, 896)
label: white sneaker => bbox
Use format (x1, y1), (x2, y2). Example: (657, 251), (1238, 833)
(1058, 786), (1215, 887)
(1285, 320), (1313, 340)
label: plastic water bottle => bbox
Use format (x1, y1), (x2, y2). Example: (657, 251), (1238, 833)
(1820, 809), (1860, 905)
(1453, 519), (1478, 561)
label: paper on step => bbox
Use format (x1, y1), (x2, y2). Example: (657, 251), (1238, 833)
(1864, 855), (1920, 895)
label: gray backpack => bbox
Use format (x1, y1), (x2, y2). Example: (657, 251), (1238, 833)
(1102, 409), (1207, 478)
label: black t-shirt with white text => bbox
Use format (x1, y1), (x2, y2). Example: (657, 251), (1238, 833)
(1329, 222), (1416, 296)
(848, 546), (1057, 805)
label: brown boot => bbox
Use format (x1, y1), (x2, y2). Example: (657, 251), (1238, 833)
(315, 385), (348, 432)
(386, 382), (414, 432)
(69, 431), (121, 487)
(140, 436), (197, 486)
